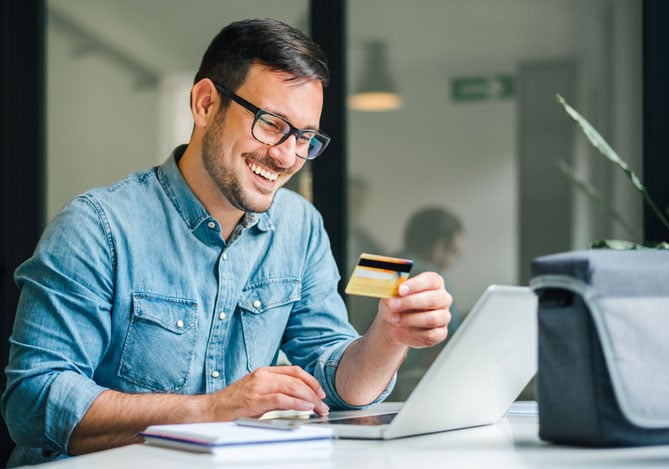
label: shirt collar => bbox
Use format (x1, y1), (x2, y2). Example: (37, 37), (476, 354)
(156, 145), (273, 234)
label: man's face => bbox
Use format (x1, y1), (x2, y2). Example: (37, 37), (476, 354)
(200, 64), (324, 214)
(434, 231), (463, 271)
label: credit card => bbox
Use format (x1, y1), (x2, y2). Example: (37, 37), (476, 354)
(345, 253), (413, 299)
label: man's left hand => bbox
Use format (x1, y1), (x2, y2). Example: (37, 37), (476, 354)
(378, 271), (452, 349)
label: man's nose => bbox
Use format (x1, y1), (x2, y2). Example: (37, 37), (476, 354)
(267, 133), (299, 168)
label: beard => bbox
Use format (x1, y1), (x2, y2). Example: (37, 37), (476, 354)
(201, 113), (289, 214)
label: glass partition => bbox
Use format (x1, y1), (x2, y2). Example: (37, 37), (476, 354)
(346, 0), (642, 400)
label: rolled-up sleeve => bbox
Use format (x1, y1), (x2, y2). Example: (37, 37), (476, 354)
(2, 197), (113, 453)
(3, 371), (105, 454)
(312, 338), (396, 410)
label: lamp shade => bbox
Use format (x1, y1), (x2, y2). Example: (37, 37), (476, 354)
(348, 40), (403, 111)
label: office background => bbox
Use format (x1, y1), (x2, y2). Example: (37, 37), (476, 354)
(38, 0), (650, 311)
(2, 0), (668, 465)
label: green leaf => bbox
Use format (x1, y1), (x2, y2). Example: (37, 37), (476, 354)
(557, 94), (669, 236)
(590, 239), (669, 250)
(557, 160), (641, 241)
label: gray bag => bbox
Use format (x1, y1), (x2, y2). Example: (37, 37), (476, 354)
(530, 249), (669, 447)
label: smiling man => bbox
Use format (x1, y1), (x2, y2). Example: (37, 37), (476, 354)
(2, 18), (451, 466)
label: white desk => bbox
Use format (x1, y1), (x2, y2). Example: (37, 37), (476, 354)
(33, 403), (669, 469)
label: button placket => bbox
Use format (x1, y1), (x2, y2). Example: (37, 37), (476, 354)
(205, 241), (236, 392)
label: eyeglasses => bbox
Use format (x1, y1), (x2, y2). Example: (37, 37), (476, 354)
(212, 81), (331, 160)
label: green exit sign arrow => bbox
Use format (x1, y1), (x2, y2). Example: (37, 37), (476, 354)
(451, 75), (515, 102)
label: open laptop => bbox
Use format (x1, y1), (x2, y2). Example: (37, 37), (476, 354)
(304, 284), (538, 439)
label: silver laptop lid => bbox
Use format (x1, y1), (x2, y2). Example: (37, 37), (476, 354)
(384, 285), (537, 438)
(307, 285), (537, 439)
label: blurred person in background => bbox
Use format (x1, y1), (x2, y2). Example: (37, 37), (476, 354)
(390, 206), (464, 400)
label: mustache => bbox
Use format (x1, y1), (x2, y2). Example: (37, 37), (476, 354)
(243, 152), (291, 173)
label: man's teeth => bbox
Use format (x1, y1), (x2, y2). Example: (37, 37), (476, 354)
(249, 163), (278, 181)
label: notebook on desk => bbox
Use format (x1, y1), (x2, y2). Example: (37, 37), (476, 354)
(304, 284), (538, 439)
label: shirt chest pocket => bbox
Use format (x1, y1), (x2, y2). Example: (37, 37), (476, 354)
(118, 293), (198, 392)
(239, 278), (301, 371)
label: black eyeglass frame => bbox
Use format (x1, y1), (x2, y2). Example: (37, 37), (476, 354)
(211, 81), (331, 160)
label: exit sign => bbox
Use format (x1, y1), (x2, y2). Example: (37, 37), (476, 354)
(451, 75), (515, 102)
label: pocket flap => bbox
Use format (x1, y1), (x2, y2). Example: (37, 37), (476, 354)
(239, 278), (301, 314)
(132, 293), (197, 333)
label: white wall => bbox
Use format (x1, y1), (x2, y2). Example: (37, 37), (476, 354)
(158, 74), (195, 163)
(47, 19), (159, 220)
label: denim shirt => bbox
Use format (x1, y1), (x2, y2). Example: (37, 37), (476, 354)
(2, 147), (392, 466)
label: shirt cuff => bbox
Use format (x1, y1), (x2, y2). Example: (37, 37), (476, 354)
(44, 370), (107, 452)
(314, 338), (397, 410)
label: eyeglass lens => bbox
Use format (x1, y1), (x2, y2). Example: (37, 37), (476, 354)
(253, 112), (327, 159)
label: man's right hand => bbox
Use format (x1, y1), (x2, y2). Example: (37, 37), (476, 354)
(205, 365), (329, 419)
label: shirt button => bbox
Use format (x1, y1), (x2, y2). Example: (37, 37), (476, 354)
(252, 300), (261, 309)
(219, 312), (226, 320)
(176, 320), (184, 328)
(207, 221), (216, 229)
(222, 252), (228, 260)
(211, 371), (220, 378)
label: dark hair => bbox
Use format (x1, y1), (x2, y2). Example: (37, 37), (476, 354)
(194, 18), (330, 94)
(403, 207), (463, 258)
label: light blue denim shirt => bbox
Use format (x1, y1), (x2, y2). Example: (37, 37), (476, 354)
(3, 146), (392, 466)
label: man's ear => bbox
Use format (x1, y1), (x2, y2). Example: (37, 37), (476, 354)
(191, 78), (218, 128)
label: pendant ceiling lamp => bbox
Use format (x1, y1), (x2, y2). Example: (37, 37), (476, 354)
(348, 40), (403, 112)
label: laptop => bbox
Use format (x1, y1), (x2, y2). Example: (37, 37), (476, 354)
(304, 284), (538, 439)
